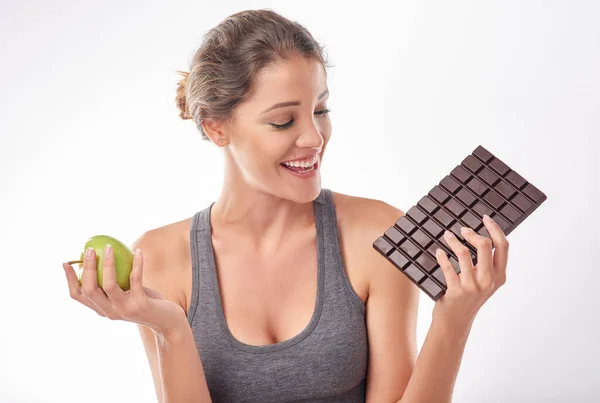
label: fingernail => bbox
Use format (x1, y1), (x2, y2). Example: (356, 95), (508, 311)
(483, 214), (491, 222)
(85, 247), (94, 260)
(135, 248), (141, 259)
(436, 248), (443, 256)
(104, 244), (112, 257)
(460, 227), (471, 234)
(444, 230), (454, 239)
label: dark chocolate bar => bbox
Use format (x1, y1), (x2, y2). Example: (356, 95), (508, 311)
(373, 145), (547, 301)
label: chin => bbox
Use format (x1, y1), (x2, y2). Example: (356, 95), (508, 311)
(255, 177), (322, 204)
(272, 160), (323, 203)
(281, 181), (322, 204)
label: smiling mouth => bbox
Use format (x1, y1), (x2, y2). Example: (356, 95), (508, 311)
(280, 160), (318, 173)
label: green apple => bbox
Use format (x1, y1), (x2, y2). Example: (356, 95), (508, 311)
(67, 235), (134, 291)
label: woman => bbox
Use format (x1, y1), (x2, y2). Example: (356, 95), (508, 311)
(62, 9), (508, 403)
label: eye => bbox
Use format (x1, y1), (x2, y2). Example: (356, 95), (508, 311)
(270, 108), (332, 131)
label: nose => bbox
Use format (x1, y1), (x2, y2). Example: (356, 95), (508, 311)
(297, 123), (325, 150)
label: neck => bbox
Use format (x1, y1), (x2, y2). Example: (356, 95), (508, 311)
(210, 164), (318, 250)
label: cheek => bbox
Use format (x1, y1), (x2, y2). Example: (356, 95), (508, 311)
(320, 119), (332, 138)
(321, 127), (332, 146)
(252, 140), (289, 169)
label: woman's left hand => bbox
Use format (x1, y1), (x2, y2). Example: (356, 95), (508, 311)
(432, 214), (509, 330)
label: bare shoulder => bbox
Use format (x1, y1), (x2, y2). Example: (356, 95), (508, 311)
(129, 218), (191, 312)
(330, 190), (408, 301)
(330, 190), (404, 231)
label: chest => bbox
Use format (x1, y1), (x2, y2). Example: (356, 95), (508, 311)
(180, 215), (369, 347)
(213, 232), (322, 345)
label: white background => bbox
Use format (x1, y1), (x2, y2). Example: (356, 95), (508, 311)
(1, 0), (598, 402)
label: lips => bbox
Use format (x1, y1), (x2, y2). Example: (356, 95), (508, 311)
(281, 153), (319, 164)
(281, 159), (319, 176)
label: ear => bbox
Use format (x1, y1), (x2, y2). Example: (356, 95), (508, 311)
(202, 118), (230, 147)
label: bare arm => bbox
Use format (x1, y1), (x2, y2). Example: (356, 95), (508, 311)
(348, 197), (472, 403)
(138, 324), (164, 401)
(133, 232), (212, 403)
(397, 318), (473, 403)
(353, 200), (418, 402)
(155, 316), (212, 403)
(138, 318), (212, 403)
(398, 212), (509, 403)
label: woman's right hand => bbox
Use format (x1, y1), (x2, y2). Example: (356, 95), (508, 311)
(62, 245), (186, 338)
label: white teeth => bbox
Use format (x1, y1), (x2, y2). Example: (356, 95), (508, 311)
(283, 155), (318, 168)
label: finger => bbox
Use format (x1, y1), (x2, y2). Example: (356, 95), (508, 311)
(81, 248), (120, 319)
(81, 247), (99, 295)
(434, 248), (461, 292)
(101, 244), (126, 305)
(129, 248), (144, 298)
(442, 230), (476, 288)
(63, 262), (84, 299)
(459, 226), (494, 287)
(62, 262), (107, 317)
(483, 214), (509, 281)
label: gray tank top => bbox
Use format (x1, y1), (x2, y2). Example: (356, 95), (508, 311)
(186, 188), (368, 402)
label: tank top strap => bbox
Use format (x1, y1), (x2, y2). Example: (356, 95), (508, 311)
(186, 202), (218, 328)
(317, 188), (366, 316)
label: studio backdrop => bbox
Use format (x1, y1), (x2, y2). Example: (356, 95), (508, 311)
(0, 1), (598, 402)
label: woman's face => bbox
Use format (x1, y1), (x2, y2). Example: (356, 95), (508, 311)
(222, 55), (332, 203)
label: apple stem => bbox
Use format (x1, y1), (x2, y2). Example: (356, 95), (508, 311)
(67, 260), (83, 265)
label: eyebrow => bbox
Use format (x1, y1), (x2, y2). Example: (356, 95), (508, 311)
(260, 89), (329, 115)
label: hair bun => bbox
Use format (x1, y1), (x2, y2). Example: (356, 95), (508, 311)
(175, 70), (192, 120)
